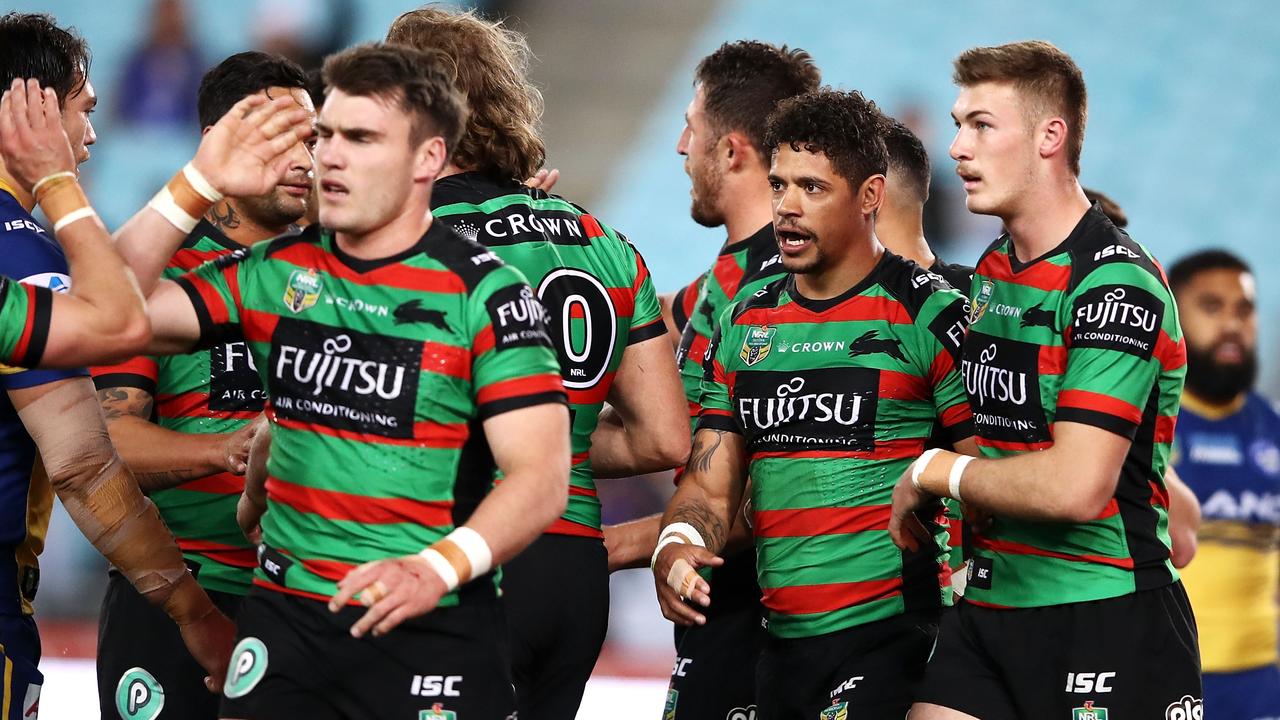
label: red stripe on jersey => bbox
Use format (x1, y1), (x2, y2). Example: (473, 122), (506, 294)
(91, 355), (159, 383)
(299, 557), (357, 582)
(686, 400), (703, 420)
(157, 391), (259, 421)
(736, 295), (911, 327)
(421, 341), (470, 380)
(176, 473), (244, 495)
(187, 276), (234, 326)
(926, 349), (956, 387)
(878, 368), (929, 402)
(568, 483), (597, 497)
(1155, 332), (1186, 371)
(1057, 389), (1141, 425)
(251, 578), (357, 605)
(1155, 414), (1177, 444)
(977, 252), (1071, 292)
(961, 596), (1013, 609)
(607, 286), (636, 320)
(977, 436), (1054, 452)
(939, 402), (973, 429)
(1149, 479), (1170, 508)
(754, 505), (890, 538)
(240, 308), (280, 344)
(972, 535), (1134, 569)
(947, 516), (963, 548)
(632, 252), (652, 295)
(176, 538), (256, 568)
(711, 253), (746, 300)
(267, 476), (454, 526)
(476, 373), (565, 406)
(685, 333), (710, 367)
(700, 407), (732, 420)
(545, 518), (605, 539)
(754, 437), (924, 461)
(1039, 344), (1068, 377)
(9, 284), (38, 363)
(567, 373), (614, 406)
(1095, 498), (1120, 520)
(273, 416), (469, 448)
(271, 243), (468, 293)
(761, 577), (902, 615)
(473, 326), (495, 355)
(579, 214), (606, 239)
(171, 247), (225, 271)
(678, 276), (700, 320)
(570, 451), (590, 469)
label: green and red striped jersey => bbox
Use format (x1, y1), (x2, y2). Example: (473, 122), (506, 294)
(0, 278), (48, 368)
(698, 251), (973, 638)
(431, 172), (664, 537)
(670, 271), (706, 334)
(961, 205), (1186, 609)
(92, 221), (264, 594)
(675, 224), (783, 431)
(175, 221), (565, 606)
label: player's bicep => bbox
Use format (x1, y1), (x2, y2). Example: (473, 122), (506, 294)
(606, 334), (683, 423)
(483, 402), (570, 482)
(144, 279), (203, 355)
(95, 384), (155, 424)
(1047, 420), (1131, 492)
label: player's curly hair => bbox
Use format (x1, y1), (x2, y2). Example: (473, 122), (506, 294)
(764, 89), (888, 190)
(695, 40), (820, 162)
(387, 5), (545, 181)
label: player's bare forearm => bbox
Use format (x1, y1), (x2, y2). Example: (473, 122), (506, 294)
(603, 514), (662, 571)
(97, 386), (232, 490)
(1164, 465), (1200, 569)
(590, 336), (690, 477)
(467, 402), (571, 566)
(659, 429), (746, 553)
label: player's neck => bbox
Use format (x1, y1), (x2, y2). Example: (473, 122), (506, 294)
(206, 200), (288, 248)
(876, 205), (934, 268)
(795, 236), (884, 301)
(439, 162), (468, 180)
(336, 195), (433, 260)
(0, 162), (35, 212)
(720, 171), (774, 246)
(1003, 177), (1091, 263)
(1182, 388), (1248, 419)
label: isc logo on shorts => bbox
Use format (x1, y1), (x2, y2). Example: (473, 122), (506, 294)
(410, 675), (462, 697)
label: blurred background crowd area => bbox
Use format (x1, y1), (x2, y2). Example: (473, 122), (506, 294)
(12, 0), (1280, 678)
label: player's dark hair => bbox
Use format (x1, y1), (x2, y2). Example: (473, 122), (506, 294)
(0, 12), (91, 107)
(1167, 249), (1252, 295)
(953, 40), (1087, 176)
(387, 6), (544, 180)
(304, 68), (326, 112)
(1082, 187), (1127, 228)
(197, 51), (308, 129)
(322, 43), (467, 152)
(883, 117), (930, 203)
(694, 40), (821, 162)
(765, 89), (888, 190)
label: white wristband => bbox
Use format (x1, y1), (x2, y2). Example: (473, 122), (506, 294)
(650, 522), (707, 569)
(417, 548), (460, 591)
(447, 526), (493, 579)
(912, 448), (943, 491)
(147, 188), (199, 233)
(182, 162), (223, 202)
(949, 456), (973, 502)
(52, 206), (97, 233)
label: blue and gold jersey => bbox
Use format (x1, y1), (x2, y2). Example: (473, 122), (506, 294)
(0, 186), (87, 617)
(1174, 391), (1280, 672)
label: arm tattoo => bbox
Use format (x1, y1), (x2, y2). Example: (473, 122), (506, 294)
(687, 430), (726, 474)
(669, 500), (728, 552)
(97, 387), (153, 422)
(207, 201), (241, 230)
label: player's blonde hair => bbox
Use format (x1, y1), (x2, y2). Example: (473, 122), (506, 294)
(953, 40), (1087, 176)
(387, 5), (545, 181)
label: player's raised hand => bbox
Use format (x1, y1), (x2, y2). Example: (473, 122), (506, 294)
(652, 542), (723, 627)
(888, 462), (935, 552)
(523, 167), (560, 192)
(0, 79), (76, 191)
(191, 93), (313, 199)
(330, 555), (450, 638)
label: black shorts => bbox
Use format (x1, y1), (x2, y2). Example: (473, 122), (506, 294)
(917, 582), (1202, 719)
(97, 569), (243, 720)
(502, 533), (609, 720)
(219, 587), (516, 720)
(756, 611), (939, 720)
(666, 548), (765, 720)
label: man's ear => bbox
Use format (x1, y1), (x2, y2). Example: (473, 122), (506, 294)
(413, 135), (448, 183)
(723, 132), (759, 173)
(1038, 116), (1069, 163)
(858, 174), (886, 217)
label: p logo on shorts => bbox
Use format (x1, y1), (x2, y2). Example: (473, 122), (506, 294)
(115, 667), (164, 720)
(223, 637), (269, 699)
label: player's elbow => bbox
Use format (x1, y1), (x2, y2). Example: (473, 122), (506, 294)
(649, 427), (692, 472)
(115, 314), (154, 357)
(1059, 475), (1118, 523)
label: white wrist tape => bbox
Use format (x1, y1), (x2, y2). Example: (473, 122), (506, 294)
(949, 456), (973, 502)
(448, 526), (493, 579)
(52, 206), (98, 232)
(651, 522), (707, 569)
(147, 188), (200, 233)
(182, 162), (223, 202)
(418, 526), (493, 592)
(417, 548), (459, 591)
(912, 448), (943, 491)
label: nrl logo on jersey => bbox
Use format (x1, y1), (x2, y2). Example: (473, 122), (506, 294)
(969, 279), (994, 323)
(283, 269), (322, 313)
(1073, 701), (1108, 720)
(740, 325), (776, 366)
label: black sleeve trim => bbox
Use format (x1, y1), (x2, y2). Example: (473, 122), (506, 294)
(91, 372), (157, 396)
(627, 318), (668, 346)
(671, 287), (690, 331)
(695, 413), (743, 435)
(19, 285), (53, 368)
(943, 418), (976, 446)
(174, 277), (238, 349)
(477, 390), (568, 421)
(1055, 407), (1139, 441)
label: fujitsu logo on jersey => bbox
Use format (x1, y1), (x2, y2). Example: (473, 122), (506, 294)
(1070, 284), (1163, 358)
(962, 343), (1029, 407)
(276, 334), (406, 399)
(738, 376), (863, 429)
(1074, 287), (1158, 333)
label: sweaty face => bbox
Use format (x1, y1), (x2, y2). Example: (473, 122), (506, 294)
(315, 89), (419, 236)
(676, 86), (724, 228)
(60, 78), (97, 167)
(768, 145), (859, 276)
(1176, 268), (1258, 403)
(949, 81), (1038, 218)
(236, 86), (316, 229)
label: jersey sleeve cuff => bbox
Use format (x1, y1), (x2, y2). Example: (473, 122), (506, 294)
(14, 284), (53, 368)
(91, 371), (158, 396)
(696, 411), (742, 435)
(477, 390), (568, 421)
(627, 318), (667, 345)
(1054, 407), (1139, 441)
(174, 276), (220, 348)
